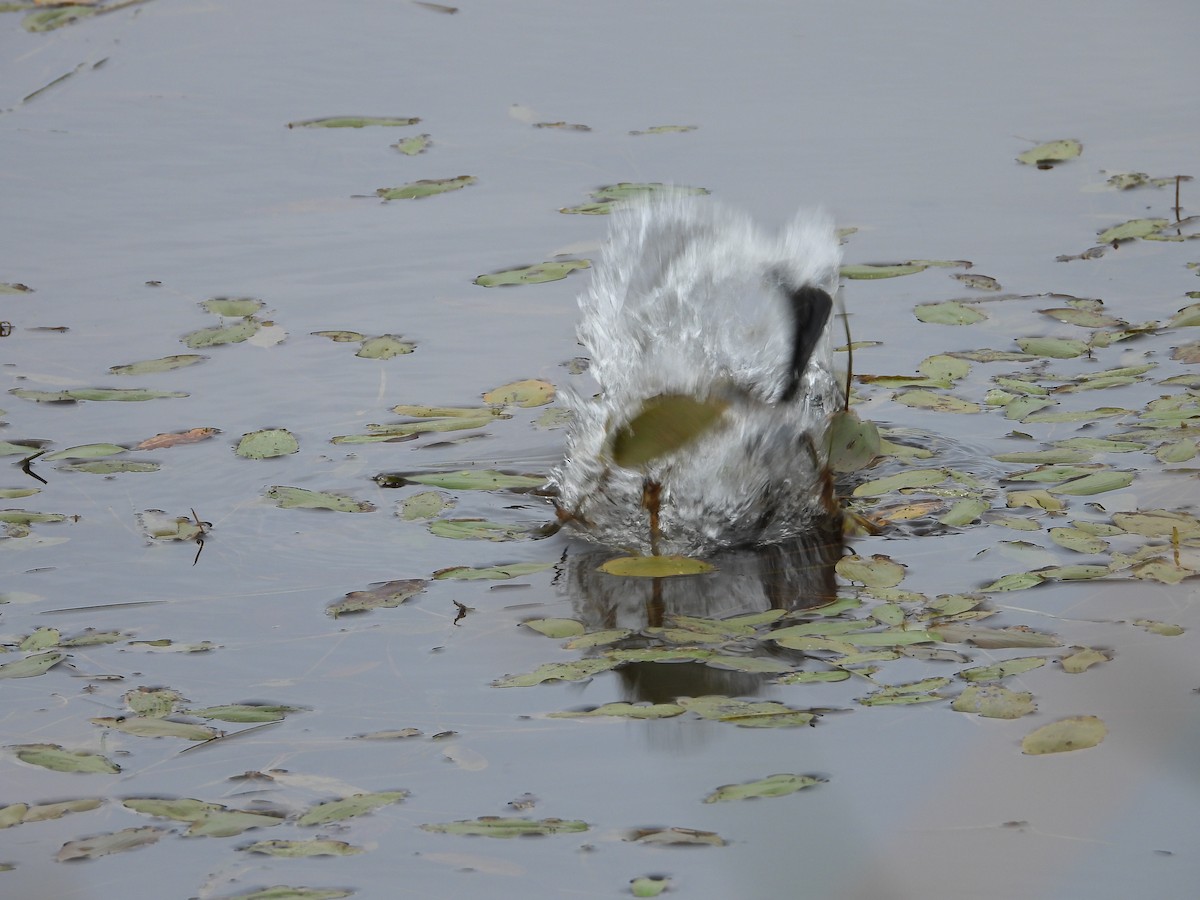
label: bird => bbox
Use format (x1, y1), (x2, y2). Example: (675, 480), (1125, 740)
(551, 194), (845, 557)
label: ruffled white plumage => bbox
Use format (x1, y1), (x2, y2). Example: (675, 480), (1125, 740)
(552, 195), (843, 555)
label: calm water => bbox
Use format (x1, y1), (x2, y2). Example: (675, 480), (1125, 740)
(2, 2), (1198, 898)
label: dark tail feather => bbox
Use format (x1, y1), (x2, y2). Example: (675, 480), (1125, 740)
(778, 285), (833, 402)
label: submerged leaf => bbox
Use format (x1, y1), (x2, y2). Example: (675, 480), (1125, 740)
(326, 579), (426, 617)
(433, 562), (552, 581)
(110, 354), (207, 375)
(55, 826), (166, 862)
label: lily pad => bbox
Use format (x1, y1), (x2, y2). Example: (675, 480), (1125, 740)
(677, 695), (817, 728)
(243, 839), (364, 858)
(703, 773), (824, 803)
(951, 684), (1036, 719)
(521, 618), (586, 638)
(547, 702), (685, 720)
(483, 379), (556, 408)
(266, 486), (375, 512)
(393, 133), (432, 155)
(1021, 715), (1106, 754)
(1060, 647), (1111, 673)
(0, 798), (103, 827)
(398, 491), (455, 520)
(61, 460), (161, 475)
(475, 260), (590, 287)
(836, 554), (905, 588)
(842, 263), (928, 280)
(182, 319), (261, 348)
(109, 354), (207, 375)
(420, 817), (588, 838)
(40, 443), (126, 462)
(10, 388), (187, 403)
(186, 704), (303, 723)
(297, 791), (408, 827)
(597, 555), (716, 577)
(914, 300), (988, 325)
(0, 651), (66, 679)
(852, 469), (947, 497)
(55, 826), (166, 862)
(1015, 337), (1090, 359)
(429, 519), (539, 541)
(90, 717), (219, 741)
(1017, 139), (1082, 167)
(1131, 619), (1184, 636)
(894, 390), (981, 413)
(560, 183), (708, 215)
(289, 116), (420, 128)
(357, 335), (416, 358)
(826, 409), (881, 473)
(959, 657), (1047, 681)
(10, 743), (121, 774)
(629, 827), (725, 846)
(492, 659), (620, 687)
(236, 429), (299, 459)
(433, 562), (553, 581)
(326, 579), (426, 617)
(1098, 218), (1169, 243)
(203, 297), (264, 317)
(610, 393), (728, 468)
(376, 176), (476, 200)
(1048, 527), (1109, 554)
(396, 469), (546, 490)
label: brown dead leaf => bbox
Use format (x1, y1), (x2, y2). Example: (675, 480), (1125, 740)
(136, 428), (220, 450)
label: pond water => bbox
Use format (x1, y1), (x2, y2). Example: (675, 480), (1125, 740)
(2, 2), (1198, 898)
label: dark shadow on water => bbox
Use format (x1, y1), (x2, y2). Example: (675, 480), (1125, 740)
(557, 515), (844, 703)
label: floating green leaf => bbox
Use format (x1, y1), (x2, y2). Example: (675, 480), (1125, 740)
(1015, 337), (1090, 359)
(0, 651), (65, 679)
(0, 509), (66, 525)
(630, 124), (698, 135)
(932, 623), (1060, 648)
(1021, 715), (1106, 754)
(1098, 218), (1169, 243)
(123, 798), (284, 837)
(951, 684), (1036, 718)
(836, 554), (905, 588)
(237, 428), (299, 459)
(826, 409), (881, 473)
(939, 498), (990, 527)
(266, 486), (375, 512)
(521, 618), (586, 638)
(11, 744), (120, 774)
(1060, 647), (1111, 673)
(357, 335), (416, 358)
(475, 260), (590, 287)
(109, 354), (207, 375)
(203, 297), (264, 317)
(560, 183), (708, 214)
(843, 263), (928, 280)
(894, 390), (981, 413)
(10, 387), (187, 403)
(399, 491), (454, 520)
(289, 116), (420, 128)
(61, 459), (161, 475)
(243, 839), (364, 858)
(396, 469), (545, 490)
(1048, 527), (1108, 554)
(914, 300), (987, 325)
(186, 704), (302, 723)
(483, 378), (556, 408)
(1048, 471), (1134, 496)
(548, 702), (685, 720)
(334, 417), (493, 443)
(959, 657), (1047, 681)
(297, 791), (408, 827)
(23, 6), (96, 32)
(597, 555), (716, 577)
(420, 816), (588, 837)
(631, 876), (671, 897)
(376, 175), (475, 200)
(91, 717), (219, 741)
(1132, 619), (1184, 636)
(703, 773), (824, 803)
(429, 518), (540, 541)
(182, 319), (261, 348)
(852, 469), (947, 497)
(393, 133), (432, 155)
(326, 579), (426, 617)
(678, 695), (817, 728)
(492, 659), (620, 687)
(0, 798), (102, 828)
(55, 826), (166, 862)
(433, 562), (553, 581)
(41, 443), (126, 461)
(312, 330), (365, 343)
(1017, 139), (1082, 167)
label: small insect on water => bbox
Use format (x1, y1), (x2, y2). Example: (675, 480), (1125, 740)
(552, 196), (873, 557)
